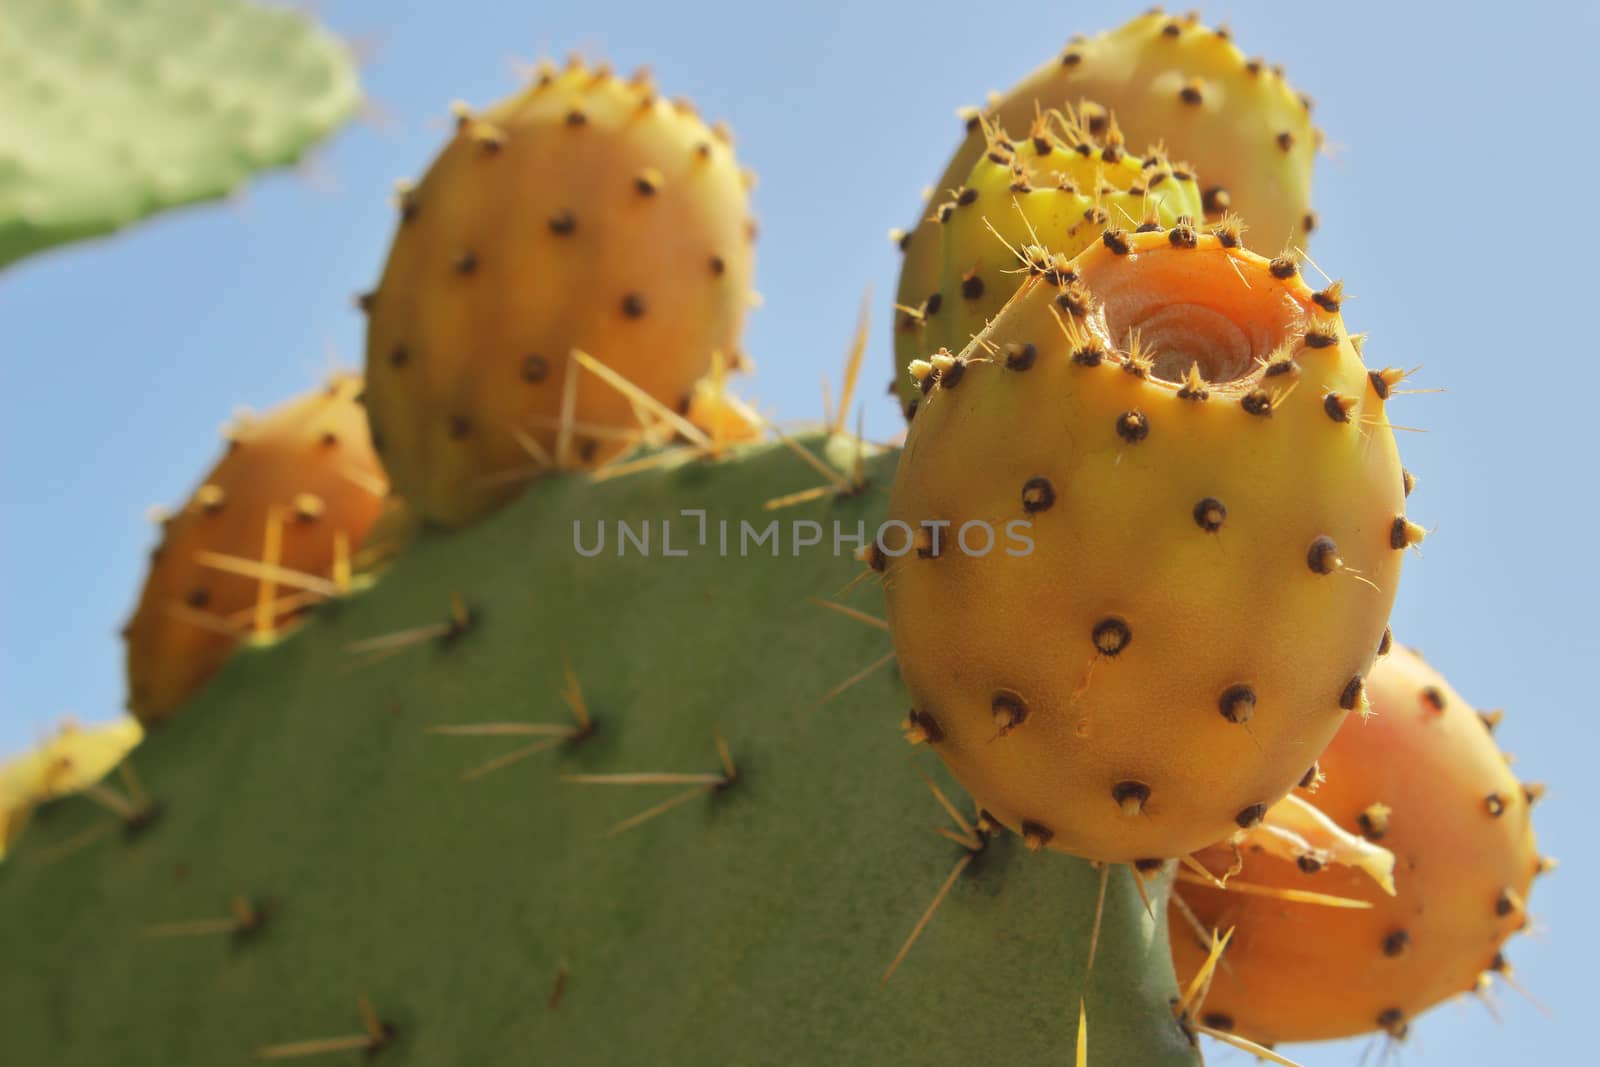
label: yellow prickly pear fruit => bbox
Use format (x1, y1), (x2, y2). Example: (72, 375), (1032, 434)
(1172, 645), (1545, 1044)
(1, 716), (144, 860)
(893, 109), (1202, 419)
(362, 59), (757, 527)
(683, 377), (763, 445)
(123, 376), (389, 724)
(883, 228), (1413, 864)
(1045, 10), (1318, 246)
(893, 9), (1317, 418)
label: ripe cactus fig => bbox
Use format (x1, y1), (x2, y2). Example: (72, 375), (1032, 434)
(883, 228), (1413, 863)
(893, 109), (1202, 418)
(683, 377), (763, 445)
(1, 717), (144, 860)
(122, 375), (389, 723)
(361, 59), (756, 527)
(893, 9), (1317, 417)
(1171, 644), (1546, 1044)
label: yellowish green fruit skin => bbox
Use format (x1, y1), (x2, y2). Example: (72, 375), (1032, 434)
(895, 112), (1202, 415)
(884, 230), (1410, 864)
(893, 9), (1316, 417)
(363, 62), (756, 528)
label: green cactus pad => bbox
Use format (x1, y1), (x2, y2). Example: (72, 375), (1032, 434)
(0, 0), (360, 269)
(0, 438), (1197, 1066)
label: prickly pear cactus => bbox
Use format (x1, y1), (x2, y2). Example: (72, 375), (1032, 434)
(0, 439), (1199, 1067)
(1172, 644), (1546, 1045)
(892, 9), (1317, 417)
(892, 109), (1202, 418)
(0, 0), (360, 269)
(883, 228), (1415, 863)
(361, 60), (758, 528)
(123, 375), (392, 724)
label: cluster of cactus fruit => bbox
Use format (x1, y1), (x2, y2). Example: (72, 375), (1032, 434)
(0, 9), (1545, 1066)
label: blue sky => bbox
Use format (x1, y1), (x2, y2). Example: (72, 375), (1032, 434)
(1, 1), (1591, 1062)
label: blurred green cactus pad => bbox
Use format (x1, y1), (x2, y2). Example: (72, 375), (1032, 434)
(0, 0), (360, 269)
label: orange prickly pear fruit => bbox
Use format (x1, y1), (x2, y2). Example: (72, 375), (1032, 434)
(1170, 644), (1546, 1045)
(362, 58), (757, 527)
(892, 108), (1202, 420)
(893, 9), (1317, 418)
(122, 375), (389, 724)
(883, 227), (1413, 863)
